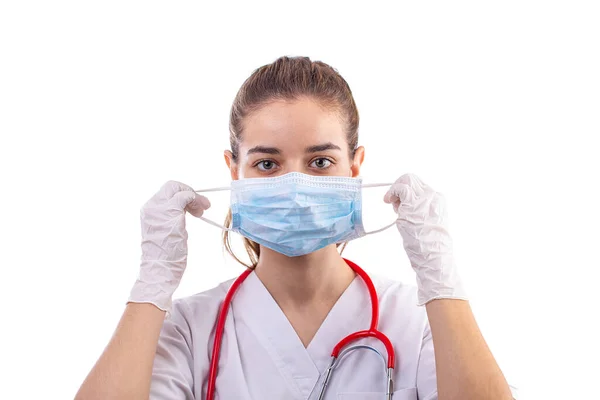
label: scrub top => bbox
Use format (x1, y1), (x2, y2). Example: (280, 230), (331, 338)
(149, 270), (518, 399)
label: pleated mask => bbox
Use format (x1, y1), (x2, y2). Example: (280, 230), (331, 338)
(196, 172), (396, 257)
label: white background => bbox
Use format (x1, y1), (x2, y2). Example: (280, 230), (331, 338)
(1, 1), (599, 399)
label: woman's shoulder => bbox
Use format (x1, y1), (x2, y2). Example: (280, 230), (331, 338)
(370, 273), (419, 303)
(169, 276), (237, 321)
(368, 273), (429, 325)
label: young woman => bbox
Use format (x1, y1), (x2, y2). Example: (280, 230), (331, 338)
(75, 56), (516, 399)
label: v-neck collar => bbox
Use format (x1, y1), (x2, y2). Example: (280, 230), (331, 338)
(231, 270), (374, 399)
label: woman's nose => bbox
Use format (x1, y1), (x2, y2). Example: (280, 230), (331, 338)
(281, 161), (325, 176)
(274, 159), (306, 175)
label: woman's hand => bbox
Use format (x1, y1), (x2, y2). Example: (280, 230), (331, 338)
(384, 173), (468, 305)
(128, 180), (211, 313)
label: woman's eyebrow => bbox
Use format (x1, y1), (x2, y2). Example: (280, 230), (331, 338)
(247, 146), (281, 155)
(305, 142), (342, 153)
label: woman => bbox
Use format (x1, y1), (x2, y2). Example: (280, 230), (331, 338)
(75, 56), (516, 399)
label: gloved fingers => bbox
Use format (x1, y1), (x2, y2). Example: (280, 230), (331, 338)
(394, 173), (429, 196)
(390, 199), (401, 214)
(143, 180), (197, 209)
(161, 180), (196, 200)
(383, 173), (434, 209)
(159, 181), (210, 209)
(383, 183), (409, 204)
(180, 192), (211, 218)
(383, 188), (402, 214)
(384, 182), (417, 215)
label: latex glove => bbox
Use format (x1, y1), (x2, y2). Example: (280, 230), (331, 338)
(384, 173), (468, 306)
(128, 180), (210, 313)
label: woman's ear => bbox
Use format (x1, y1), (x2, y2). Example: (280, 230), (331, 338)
(224, 150), (239, 180)
(350, 146), (365, 178)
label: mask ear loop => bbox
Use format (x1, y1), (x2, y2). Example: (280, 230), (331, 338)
(360, 182), (398, 235)
(194, 187), (231, 193)
(198, 216), (234, 232)
(193, 186), (234, 232)
(364, 221), (397, 235)
(361, 183), (392, 188)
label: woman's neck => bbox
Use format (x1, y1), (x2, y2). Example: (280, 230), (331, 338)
(254, 245), (356, 310)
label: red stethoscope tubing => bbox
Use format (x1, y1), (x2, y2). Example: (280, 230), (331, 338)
(206, 268), (252, 399)
(206, 258), (395, 399)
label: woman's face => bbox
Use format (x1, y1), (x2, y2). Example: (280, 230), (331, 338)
(225, 97), (364, 179)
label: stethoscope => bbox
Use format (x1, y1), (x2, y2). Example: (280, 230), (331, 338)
(206, 258), (396, 400)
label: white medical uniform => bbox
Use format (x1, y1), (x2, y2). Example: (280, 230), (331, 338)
(149, 271), (517, 399)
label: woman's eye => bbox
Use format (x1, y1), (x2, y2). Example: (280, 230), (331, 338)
(257, 160), (276, 171)
(311, 158), (332, 169)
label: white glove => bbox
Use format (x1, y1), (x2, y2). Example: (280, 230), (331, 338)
(384, 173), (468, 306)
(128, 180), (210, 313)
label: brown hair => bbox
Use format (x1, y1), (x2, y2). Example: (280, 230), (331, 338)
(224, 56), (360, 268)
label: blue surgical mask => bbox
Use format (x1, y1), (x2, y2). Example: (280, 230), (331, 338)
(196, 172), (395, 257)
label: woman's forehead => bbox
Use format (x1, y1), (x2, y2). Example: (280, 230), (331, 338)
(240, 98), (347, 151)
